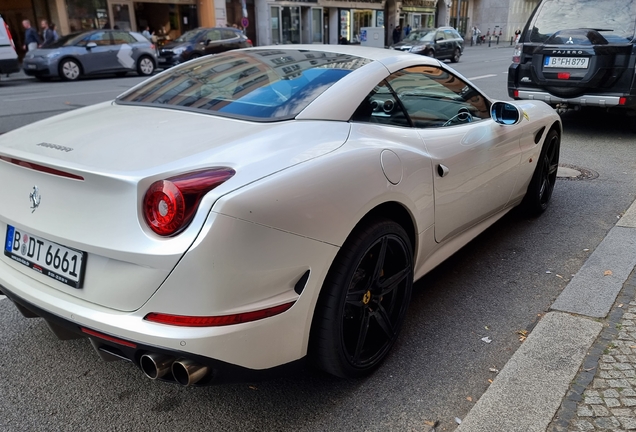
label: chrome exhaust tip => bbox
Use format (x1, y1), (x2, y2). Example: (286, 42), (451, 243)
(172, 359), (209, 386)
(140, 353), (174, 380)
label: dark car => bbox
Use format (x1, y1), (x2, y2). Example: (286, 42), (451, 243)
(391, 27), (464, 63)
(158, 27), (252, 67)
(508, 0), (636, 127)
(22, 30), (157, 81)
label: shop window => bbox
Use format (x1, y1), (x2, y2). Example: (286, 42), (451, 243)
(67, 0), (109, 31)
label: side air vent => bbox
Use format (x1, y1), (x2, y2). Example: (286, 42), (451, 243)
(534, 126), (546, 144)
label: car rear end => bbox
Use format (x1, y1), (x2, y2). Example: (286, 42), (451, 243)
(508, 0), (636, 111)
(0, 14), (19, 76)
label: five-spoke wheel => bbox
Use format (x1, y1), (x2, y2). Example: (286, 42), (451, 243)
(59, 59), (81, 81)
(523, 129), (560, 215)
(311, 219), (413, 378)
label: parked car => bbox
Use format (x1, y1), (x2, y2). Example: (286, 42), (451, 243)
(22, 29), (157, 81)
(508, 0), (636, 126)
(391, 26), (464, 62)
(0, 14), (19, 78)
(0, 46), (560, 386)
(158, 27), (252, 68)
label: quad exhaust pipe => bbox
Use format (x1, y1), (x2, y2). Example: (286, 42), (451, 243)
(140, 353), (208, 385)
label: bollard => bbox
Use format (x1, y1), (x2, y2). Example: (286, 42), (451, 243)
(488, 36), (491, 47)
(496, 36), (499, 45)
(510, 37), (513, 45)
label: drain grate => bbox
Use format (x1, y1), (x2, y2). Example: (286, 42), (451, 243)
(557, 164), (599, 181)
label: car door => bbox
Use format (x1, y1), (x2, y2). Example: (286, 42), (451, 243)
(203, 29), (223, 55)
(76, 31), (117, 74)
(388, 65), (523, 243)
(220, 29), (241, 51)
(434, 31), (449, 58)
(110, 31), (138, 70)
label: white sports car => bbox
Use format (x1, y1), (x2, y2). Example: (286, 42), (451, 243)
(0, 46), (560, 385)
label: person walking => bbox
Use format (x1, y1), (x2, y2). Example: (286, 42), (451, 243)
(405, 24), (412, 37)
(48, 23), (59, 43)
(41, 19), (54, 46)
(392, 25), (402, 44)
(472, 26), (481, 46)
(22, 19), (40, 52)
(142, 26), (153, 40)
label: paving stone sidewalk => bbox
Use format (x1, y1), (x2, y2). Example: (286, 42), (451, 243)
(549, 270), (636, 431)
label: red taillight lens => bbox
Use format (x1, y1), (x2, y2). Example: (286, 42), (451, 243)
(144, 302), (296, 327)
(620, 97), (627, 105)
(513, 89), (519, 98)
(557, 72), (570, 80)
(247, 39), (253, 46)
(143, 167), (235, 236)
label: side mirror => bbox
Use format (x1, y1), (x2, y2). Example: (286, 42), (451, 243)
(86, 42), (97, 49)
(491, 101), (522, 125)
(205, 39), (212, 46)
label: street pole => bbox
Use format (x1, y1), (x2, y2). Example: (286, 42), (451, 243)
(456, 0), (461, 32)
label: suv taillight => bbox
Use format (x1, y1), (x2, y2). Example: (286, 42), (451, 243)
(512, 43), (523, 64)
(143, 167), (235, 236)
(4, 21), (15, 49)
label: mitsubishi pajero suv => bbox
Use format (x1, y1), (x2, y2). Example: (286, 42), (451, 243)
(508, 0), (636, 122)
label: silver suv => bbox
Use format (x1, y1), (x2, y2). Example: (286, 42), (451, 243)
(0, 14), (19, 78)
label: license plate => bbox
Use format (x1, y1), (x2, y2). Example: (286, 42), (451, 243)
(4, 225), (86, 289)
(544, 56), (589, 68)
(26, 64), (37, 69)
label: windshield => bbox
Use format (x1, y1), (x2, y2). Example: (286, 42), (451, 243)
(529, 0), (636, 43)
(407, 30), (435, 42)
(175, 29), (202, 43)
(117, 49), (370, 121)
(45, 32), (84, 48)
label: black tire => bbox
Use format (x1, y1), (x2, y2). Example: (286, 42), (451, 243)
(35, 76), (51, 82)
(451, 48), (461, 63)
(58, 58), (81, 81)
(522, 129), (560, 215)
(310, 219), (413, 378)
(137, 56), (155, 76)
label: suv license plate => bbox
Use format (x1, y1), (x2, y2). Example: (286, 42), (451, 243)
(544, 56), (589, 68)
(4, 225), (86, 289)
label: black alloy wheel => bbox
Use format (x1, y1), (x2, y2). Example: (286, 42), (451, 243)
(310, 219), (413, 378)
(523, 129), (560, 215)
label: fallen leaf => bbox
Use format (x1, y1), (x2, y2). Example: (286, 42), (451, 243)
(466, 396), (473, 402)
(604, 270), (613, 276)
(630, 345), (636, 349)
(488, 379), (493, 384)
(424, 420), (436, 427)
(556, 274), (564, 279)
(481, 336), (492, 344)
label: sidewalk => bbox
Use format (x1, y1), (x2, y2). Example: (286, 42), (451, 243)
(1, 67), (33, 82)
(455, 200), (636, 431)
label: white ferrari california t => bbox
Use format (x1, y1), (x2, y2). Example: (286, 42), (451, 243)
(0, 45), (561, 385)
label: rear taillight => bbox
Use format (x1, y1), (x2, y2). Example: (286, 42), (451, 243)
(143, 167), (235, 236)
(4, 21), (15, 49)
(247, 39), (253, 47)
(512, 43), (523, 64)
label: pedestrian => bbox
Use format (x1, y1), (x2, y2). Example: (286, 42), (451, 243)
(405, 24), (411, 37)
(472, 26), (481, 45)
(48, 22), (59, 43)
(142, 25), (152, 40)
(514, 29), (521, 43)
(22, 19), (41, 52)
(392, 25), (402, 44)
(40, 19), (54, 47)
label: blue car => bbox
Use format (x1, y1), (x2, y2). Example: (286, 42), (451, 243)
(23, 29), (157, 81)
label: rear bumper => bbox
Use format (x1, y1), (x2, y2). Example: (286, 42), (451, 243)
(0, 57), (19, 74)
(514, 89), (627, 108)
(0, 284), (306, 384)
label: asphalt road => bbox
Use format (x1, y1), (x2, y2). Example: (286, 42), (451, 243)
(1, 46), (636, 432)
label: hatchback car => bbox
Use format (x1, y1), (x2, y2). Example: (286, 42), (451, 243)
(0, 46), (560, 385)
(391, 27), (464, 62)
(22, 29), (157, 81)
(0, 14), (19, 78)
(508, 0), (636, 124)
(158, 27), (251, 68)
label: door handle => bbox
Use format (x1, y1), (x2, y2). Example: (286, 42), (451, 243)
(437, 164), (450, 177)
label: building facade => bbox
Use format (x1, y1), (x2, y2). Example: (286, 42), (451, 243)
(1, 0), (540, 58)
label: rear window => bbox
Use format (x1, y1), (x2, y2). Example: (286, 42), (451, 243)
(117, 49), (370, 121)
(529, 0), (636, 43)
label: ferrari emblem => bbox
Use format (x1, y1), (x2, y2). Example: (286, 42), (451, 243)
(29, 186), (41, 213)
(523, 111), (530, 121)
(362, 290), (372, 305)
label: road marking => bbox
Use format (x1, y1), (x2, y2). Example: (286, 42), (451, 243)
(466, 74), (497, 81)
(3, 89), (121, 102)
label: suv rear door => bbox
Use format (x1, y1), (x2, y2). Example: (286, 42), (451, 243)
(0, 15), (19, 76)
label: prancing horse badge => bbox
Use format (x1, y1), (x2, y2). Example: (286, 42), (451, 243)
(29, 186), (41, 213)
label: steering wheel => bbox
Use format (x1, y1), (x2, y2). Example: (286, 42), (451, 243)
(443, 107), (473, 127)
